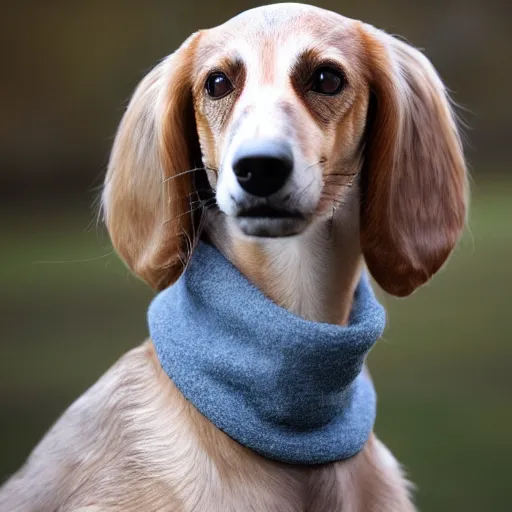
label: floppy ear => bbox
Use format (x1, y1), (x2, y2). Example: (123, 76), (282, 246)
(103, 33), (202, 290)
(359, 26), (468, 297)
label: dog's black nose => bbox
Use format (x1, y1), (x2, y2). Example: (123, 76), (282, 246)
(232, 140), (293, 197)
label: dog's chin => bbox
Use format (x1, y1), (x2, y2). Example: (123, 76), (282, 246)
(235, 216), (309, 238)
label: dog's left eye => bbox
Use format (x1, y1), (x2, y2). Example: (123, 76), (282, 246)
(205, 72), (233, 99)
(310, 67), (345, 95)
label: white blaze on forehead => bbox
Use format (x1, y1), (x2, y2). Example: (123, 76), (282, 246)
(221, 3), (332, 30)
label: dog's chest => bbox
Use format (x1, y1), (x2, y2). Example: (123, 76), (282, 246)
(114, 366), (350, 512)
(160, 460), (347, 512)
(142, 410), (348, 512)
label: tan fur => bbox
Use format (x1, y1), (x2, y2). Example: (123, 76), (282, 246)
(1, 4), (467, 511)
(1, 342), (414, 512)
(358, 25), (467, 296)
(103, 32), (203, 291)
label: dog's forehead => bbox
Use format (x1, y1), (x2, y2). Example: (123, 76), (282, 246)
(194, 4), (359, 70)
(221, 3), (342, 30)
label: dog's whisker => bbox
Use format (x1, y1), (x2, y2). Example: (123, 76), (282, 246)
(324, 182), (355, 189)
(324, 172), (358, 178)
(205, 165), (220, 175)
(162, 197), (216, 225)
(320, 191), (348, 203)
(292, 173), (317, 204)
(162, 167), (207, 183)
(304, 159), (325, 172)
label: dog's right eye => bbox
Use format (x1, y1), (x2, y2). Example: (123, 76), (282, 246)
(310, 67), (345, 96)
(205, 72), (233, 99)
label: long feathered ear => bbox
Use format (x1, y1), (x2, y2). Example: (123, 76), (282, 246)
(103, 33), (202, 290)
(359, 26), (468, 297)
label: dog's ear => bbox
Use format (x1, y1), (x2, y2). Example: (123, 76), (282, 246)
(103, 33), (202, 290)
(358, 26), (468, 297)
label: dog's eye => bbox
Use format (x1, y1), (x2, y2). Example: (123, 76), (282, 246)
(205, 72), (233, 99)
(310, 67), (345, 95)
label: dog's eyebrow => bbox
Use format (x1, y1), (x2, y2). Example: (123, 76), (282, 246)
(211, 55), (244, 74)
(195, 52), (243, 79)
(290, 48), (347, 85)
(192, 55), (245, 96)
(195, 40), (243, 69)
(290, 48), (321, 84)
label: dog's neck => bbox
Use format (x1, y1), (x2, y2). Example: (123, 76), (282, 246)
(204, 188), (363, 325)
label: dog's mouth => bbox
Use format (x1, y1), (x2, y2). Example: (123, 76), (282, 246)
(237, 205), (304, 220)
(235, 206), (308, 237)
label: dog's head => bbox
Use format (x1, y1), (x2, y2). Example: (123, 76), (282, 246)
(103, 4), (467, 297)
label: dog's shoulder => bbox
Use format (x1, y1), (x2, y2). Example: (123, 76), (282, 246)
(0, 341), (185, 512)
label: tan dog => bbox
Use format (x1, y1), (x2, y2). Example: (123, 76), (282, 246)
(0, 4), (467, 511)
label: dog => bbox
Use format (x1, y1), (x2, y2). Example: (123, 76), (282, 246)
(0, 3), (467, 511)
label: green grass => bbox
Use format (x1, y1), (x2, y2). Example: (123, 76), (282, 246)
(1, 179), (511, 511)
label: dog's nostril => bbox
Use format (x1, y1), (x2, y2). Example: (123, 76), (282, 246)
(232, 140), (293, 197)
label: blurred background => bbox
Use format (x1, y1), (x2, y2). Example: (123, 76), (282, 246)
(1, 1), (510, 510)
